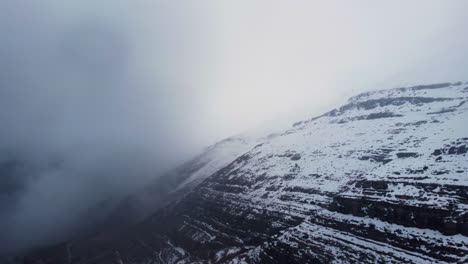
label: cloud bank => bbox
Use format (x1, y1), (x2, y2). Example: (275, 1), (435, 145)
(0, 0), (210, 254)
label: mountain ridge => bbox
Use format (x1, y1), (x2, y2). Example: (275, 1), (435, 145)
(11, 82), (468, 264)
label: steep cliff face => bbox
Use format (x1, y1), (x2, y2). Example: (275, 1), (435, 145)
(22, 83), (468, 264)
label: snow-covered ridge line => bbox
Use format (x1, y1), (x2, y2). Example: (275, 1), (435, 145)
(348, 81), (466, 103)
(293, 81), (468, 128)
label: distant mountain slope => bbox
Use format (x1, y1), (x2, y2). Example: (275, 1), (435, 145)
(20, 82), (468, 264)
(103, 136), (260, 228)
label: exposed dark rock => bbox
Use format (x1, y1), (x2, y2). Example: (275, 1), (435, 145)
(336, 112), (404, 123)
(428, 108), (456, 115)
(341, 97), (452, 112)
(396, 152), (419, 158)
(432, 141), (468, 156)
(366, 112), (404, 119)
(355, 180), (388, 190)
(329, 195), (467, 236)
(405, 166), (428, 174)
(432, 170), (450, 175)
(292, 121), (303, 127)
(457, 145), (467, 154)
(448, 146), (457, 154)
(409, 83), (452, 90)
(291, 153), (301, 160)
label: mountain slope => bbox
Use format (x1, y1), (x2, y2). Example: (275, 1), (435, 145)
(22, 82), (468, 264)
(104, 136), (260, 228)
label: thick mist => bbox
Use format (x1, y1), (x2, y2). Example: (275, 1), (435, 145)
(0, 0), (210, 254)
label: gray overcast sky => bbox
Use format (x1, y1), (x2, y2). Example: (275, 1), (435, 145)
(2, 1), (467, 149)
(1, 0), (468, 254)
(198, 0), (468, 137)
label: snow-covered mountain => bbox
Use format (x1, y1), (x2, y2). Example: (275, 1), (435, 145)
(20, 82), (468, 264)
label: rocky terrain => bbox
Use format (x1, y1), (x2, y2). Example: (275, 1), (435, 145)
(11, 82), (468, 264)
